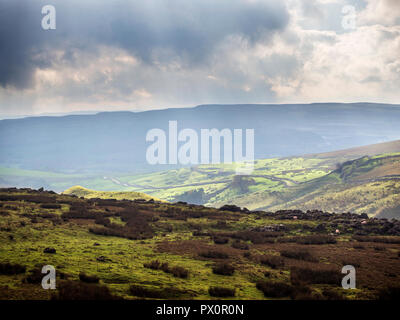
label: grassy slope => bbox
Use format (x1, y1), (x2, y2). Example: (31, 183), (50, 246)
(132, 152), (400, 217)
(114, 141), (400, 216)
(266, 154), (400, 212)
(62, 186), (163, 202)
(1, 188), (400, 300)
(118, 157), (335, 203)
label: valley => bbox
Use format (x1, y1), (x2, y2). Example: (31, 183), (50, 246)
(2, 140), (400, 219)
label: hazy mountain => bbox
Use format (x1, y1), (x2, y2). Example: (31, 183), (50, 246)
(1, 103), (400, 174)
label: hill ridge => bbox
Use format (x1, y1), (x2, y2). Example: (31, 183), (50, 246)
(62, 185), (163, 202)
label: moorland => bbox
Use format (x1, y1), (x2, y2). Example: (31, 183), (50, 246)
(0, 187), (399, 300)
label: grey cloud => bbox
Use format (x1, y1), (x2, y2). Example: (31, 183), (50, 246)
(0, 0), (289, 89)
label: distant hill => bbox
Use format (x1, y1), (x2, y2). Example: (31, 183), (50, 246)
(305, 139), (400, 161)
(62, 186), (162, 202)
(1, 103), (400, 174)
(1, 140), (400, 218)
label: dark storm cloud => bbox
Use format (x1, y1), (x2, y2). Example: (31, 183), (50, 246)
(0, 0), (47, 88)
(0, 0), (289, 89)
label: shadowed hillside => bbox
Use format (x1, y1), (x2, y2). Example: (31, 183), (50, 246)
(1, 103), (400, 174)
(305, 140), (400, 160)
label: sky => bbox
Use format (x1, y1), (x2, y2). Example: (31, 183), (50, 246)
(0, 0), (399, 117)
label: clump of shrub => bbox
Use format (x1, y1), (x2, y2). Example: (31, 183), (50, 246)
(353, 235), (400, 244)
(231, 240), (249, 250)
(169, 266), (189, 279)
(208, 286), (235, 297)
(200, 250), (229, 259)
(219, 205), (241, 212)
(290, 266), (341, 285)
(259, 255), (285, 269)
(61, 205), (92, 220)
(243, 252), (251, 259)
(290, 285), (317, 300)
(256, 280), (293, 298)
(130, 285), (183, 299)
(143, 260), (162, 270)
(53, 281), (117, 300)
(287, 285), (342, 300)
(277, 235), (336, 244)
(79, 273), (100, 284)
(231, 230), (279, 244)
(193, 231), (211, 237)
(38, 212), (62, 224)
(0, 194), (55, 204)
(89, 224), (153, 240)
(95, 216), (111, 226)
(30, 217), (38, 224)
(214, 220), (229, 229)
(0, 262), (26, 275)
(40, 203), (61, 209)
(24, 268), (44, 284)
(143, 260), (189, 278)
(280, 249), (317, 262)
(43, 247), (56, 254)
(295, 235), (336, 245)
(89, 208), (155, 240)
(160, 262), (170, 273)
(212, 263), (235, 276)
(0, 210), (9, 216)
(130, 285), (165, 298)
(213, 236), (229, 244)
(3, 205), (18, 211)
